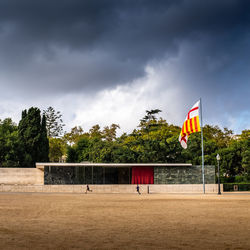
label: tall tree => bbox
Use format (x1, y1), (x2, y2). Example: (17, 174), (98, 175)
(139, 109), (162, 132)
(43, 107), (65, 137)
(18, 107), (49, 167)
(39, 114), (49, 162)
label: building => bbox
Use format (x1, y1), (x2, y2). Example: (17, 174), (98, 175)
(0, 163), (219, 193)
(38, 162), (215, 185)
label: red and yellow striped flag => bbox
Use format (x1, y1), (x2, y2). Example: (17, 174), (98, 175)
(179, 100), (201, 149)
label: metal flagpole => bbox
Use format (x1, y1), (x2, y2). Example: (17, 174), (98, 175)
(200, 98), (205, 194)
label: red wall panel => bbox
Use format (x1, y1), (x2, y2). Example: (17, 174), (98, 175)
(131, 167), (154, 184)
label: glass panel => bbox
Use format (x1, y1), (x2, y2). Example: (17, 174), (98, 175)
(105, 168), (118, 184)
(85, 167), (92, 184)
(78, 166), (85, 184)
(118, 168), (130, 184)
(93, 167), (103, 184)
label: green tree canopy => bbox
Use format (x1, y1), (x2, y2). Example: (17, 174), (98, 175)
(49, 137), (66, 162)
(0, 118), (20, 167)
(63, 126), (87, 145)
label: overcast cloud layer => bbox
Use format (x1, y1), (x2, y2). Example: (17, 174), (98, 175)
(0, 0), (249, 134)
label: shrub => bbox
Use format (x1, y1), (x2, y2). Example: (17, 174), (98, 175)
(223, 183), (250, 191)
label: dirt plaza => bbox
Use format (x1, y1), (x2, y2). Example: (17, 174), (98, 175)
(0, 192), (249, 249)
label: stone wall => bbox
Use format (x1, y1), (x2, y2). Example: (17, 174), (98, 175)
(0, 168), (44, 185)
(0, 184), (222, 193)
(154, 165), (215, 184)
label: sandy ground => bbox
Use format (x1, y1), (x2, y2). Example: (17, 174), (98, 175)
(0, 193), (249, 250)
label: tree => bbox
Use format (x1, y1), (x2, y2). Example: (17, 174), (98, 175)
(102, 124), (120, 142)
(49, 137), (66, 162)
(39, 114), (49, 162)
(63, 126), (86, 145)
(18, 107), (49, 167)
(0, 118), (21, 167)
(239, 130), (250, 180)
(203, 125), (233, 148)
(211, 136), (242, 183)
(241, 140), (250, 180)
(43, 107), (65, 137)
(89, 124), (102, 139)
(66, 146), (78, 163)
(75, 137), (90, 162)
(139, 109), (162, 133)
(140, 109), (162, 123)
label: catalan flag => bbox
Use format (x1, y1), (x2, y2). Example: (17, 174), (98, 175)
(179, 100), (201, 149)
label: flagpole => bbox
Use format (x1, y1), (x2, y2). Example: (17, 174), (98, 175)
(200, 98), (205, 194)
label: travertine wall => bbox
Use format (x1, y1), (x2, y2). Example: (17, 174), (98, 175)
(149, 184), (221, 193)
(0, 168), (44, 185)
(0, 184), (222, 193)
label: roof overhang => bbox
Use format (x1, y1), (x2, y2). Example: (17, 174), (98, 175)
(36, 162), (192, 170)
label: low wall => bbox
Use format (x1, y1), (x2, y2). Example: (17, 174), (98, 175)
(149, 184), (222, 193)
(0, 184), (222, 193)
(0, 168), (44, 185)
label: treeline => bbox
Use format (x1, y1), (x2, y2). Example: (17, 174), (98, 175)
(0, 108), (249, 182)
(0, 107), (49, 168)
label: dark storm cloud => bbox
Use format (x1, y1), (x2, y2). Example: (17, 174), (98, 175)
(0, 0), (250, 94)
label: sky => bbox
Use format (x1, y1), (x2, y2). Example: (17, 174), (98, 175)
(0, 0), (249, 135)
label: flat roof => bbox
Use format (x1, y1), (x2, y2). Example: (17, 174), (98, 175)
(36, 162), (192, 169)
